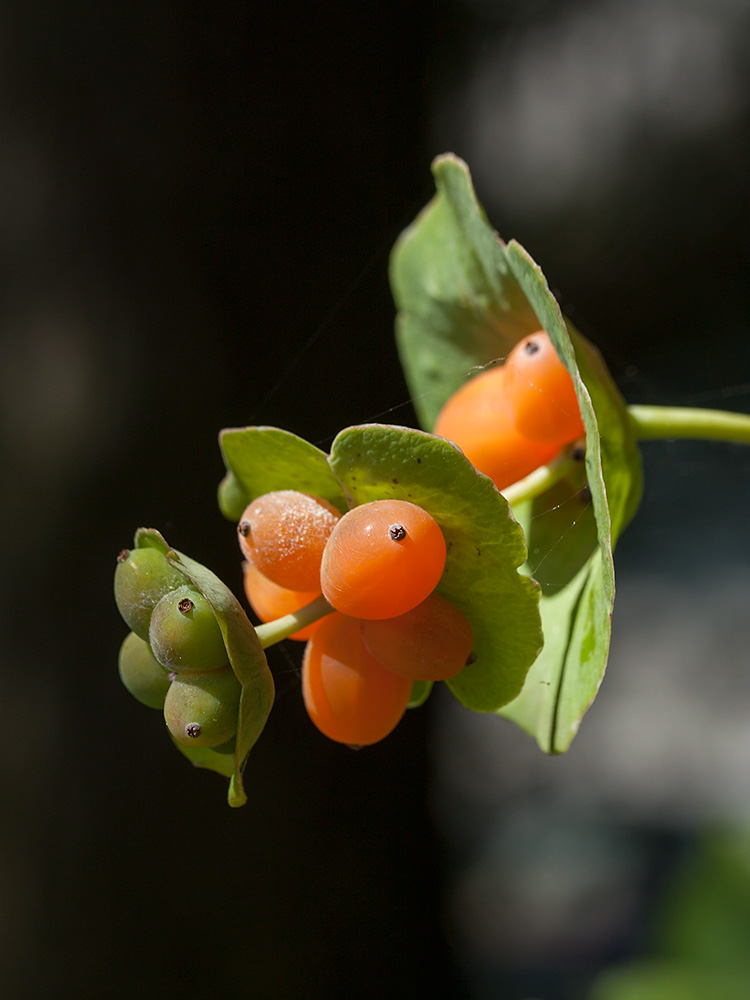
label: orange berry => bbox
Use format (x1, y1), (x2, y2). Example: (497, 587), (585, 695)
(434, 365), (560, 490)
(237, 490), (341, 592)
(302, 613), (412, 745)
(320, 499), (446, 620)
(504, 330), (585, 445)
(360, 592), (474, 682)
(242, 561), (322, 641)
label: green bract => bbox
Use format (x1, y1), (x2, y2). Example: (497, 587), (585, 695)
(149, 584), (228, 672)
(389, 153), (643, 752)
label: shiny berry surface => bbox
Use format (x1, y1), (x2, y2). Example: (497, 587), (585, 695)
(434, 364), (560, 490)
(504, 330), (585, 445)
(302, 613), (411, 745)
(360, 592), (474, 682)
(320, 499), (446, 620)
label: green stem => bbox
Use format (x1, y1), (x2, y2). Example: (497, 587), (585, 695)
(627, 405), (750, 444)
(503, 452), (578, 507)
(254, 593), (334, 649)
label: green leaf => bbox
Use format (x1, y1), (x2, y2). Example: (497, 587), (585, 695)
(390, 154), (643, 751)
(390, 153), (540, 430)
(504, 240), (643, 548)
(498, 243), (642, 751)
(328, 424), (542, 710)
(218, 426), (348, 522)
(517, 466), (597, 597)
(166, 547), (274, 808)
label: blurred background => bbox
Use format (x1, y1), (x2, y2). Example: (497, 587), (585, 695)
(1, 1), (749, 997)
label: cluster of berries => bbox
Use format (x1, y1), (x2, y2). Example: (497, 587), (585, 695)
(434, 330), (585, 490)
(238, 490), (473, 747)
(113, 329), (583, 758)
(115, 547), (240, 753)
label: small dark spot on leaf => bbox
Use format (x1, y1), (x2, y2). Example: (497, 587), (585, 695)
(465, 651), (477, 665)
(476, 546), (482, 557)
(178, 597), (195, 614)
(392, 477), (399, 484)
(416, 457), (422, 464)
(185, 723), (202, 739)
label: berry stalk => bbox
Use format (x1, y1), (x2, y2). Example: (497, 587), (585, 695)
(254, 593), (334, 649)
(627, 405), (750, 445)
(502, 451), (579, 507)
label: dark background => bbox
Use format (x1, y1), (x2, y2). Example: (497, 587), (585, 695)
(2, 2), (749, 998)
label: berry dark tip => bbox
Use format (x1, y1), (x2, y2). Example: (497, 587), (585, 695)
(238, 520), (251, 538)
(117, 548), (130, 563)
(177, 598), (195, 614)
(185, 723), (202, 739)
(168, 671), (177, 682)
(523, 338), (541, 355)
(388, 524), (407, 541)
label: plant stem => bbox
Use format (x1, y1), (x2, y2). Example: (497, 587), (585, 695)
(627, 405), (750, 445)
(254, 593), (334, 649)
(503, 452), (578, 507)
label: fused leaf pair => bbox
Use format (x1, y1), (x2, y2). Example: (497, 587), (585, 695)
(390, 153), (643, 752)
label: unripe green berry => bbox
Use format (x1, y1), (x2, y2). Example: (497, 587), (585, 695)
(118, 631), (173, 709)
(114, 547), (187, 641)
(164, 666), (241, 749)
(149, 585), (227, 672)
